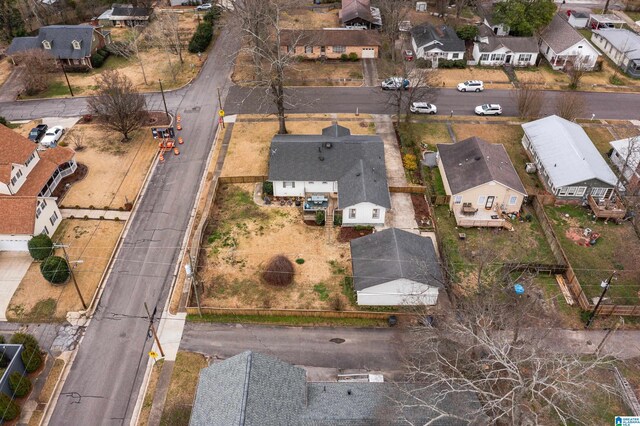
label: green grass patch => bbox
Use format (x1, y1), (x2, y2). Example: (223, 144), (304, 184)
(583, 126), (615, 155)
(160, 352), (208, 426)
(313, 283), (330, 301)
(187, 313), (388, 327)
(341, 276), (357, 306)
(22, 81), (83, 99)
(424, 166), (446, 196)
(8, 298), (57, 323)
(399, 122), (451, 148)
(609, 73), (625, 85)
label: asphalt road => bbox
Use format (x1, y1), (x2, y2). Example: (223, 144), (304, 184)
(180, 322), (407, 371)
(47, 27), (241, 426)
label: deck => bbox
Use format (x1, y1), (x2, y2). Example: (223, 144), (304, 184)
(587, 195), (626, 220)
(454, 206), (513, 230)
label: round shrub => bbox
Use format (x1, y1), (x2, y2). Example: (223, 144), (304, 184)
(262, 181), (273, 196)
(348, 52), (359, 61)
(262, 255), (294, 286)
(40, 256), (71, 285)
(315, 210), (325, 225)
(91, 52), (105, 68)
(9, 333), (39, 349)
(21, 345), (43, 373)
(28, 234), (53, 260)
(9, 371), (31, 397)
(340, 53), (349, 61)
(0, 393), (20, 422)
(295, 258), (305, 265)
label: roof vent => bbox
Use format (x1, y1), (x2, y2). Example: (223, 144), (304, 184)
(325, 142), (333, 149)
(319, 156), (324, 161)
(347, 389), (352, 395)
(475, 156), (481, 161)
(356, 172), (361, 176)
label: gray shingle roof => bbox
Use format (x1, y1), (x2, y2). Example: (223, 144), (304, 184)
(190, 351), (307, 426)
(350, 228), (443, 291)
(110, 6), (149, 17)
(280, 29), (381, 48)
(476, 34), (538, 53)
(540, 14), (585, 53)
(521, 115), (618, 187)
(410, 23), (465, 53)
(7, 25), (97, 59)
(268, 124), (391, 209)
(437, 137), (527, 195)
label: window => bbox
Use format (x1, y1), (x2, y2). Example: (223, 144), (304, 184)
(332, 46), (346, 53)
(322, 181), (328, 184)
(452, 53), (459, 59)
(508, 195), (518, 205)
(454, 195), (463, 204)
(42, 40), (51, 49)
(566, 186), (578, 196)
(11, 177), (17, 185)
(283, 181), (296, 188)
(42, 226), (49, 235)
(287, 45), (294, 53)
(305, 46), (313, 54)
(478, 196), (486, 206)
(490, 53), (505, 61)
(518, 53), (532, 62)
(36, 208), (41, 219)
(308, 181), (314, 184)
(349, 208), (356, 219)
(591, 187), (607, 197)
(576, 187), (586, 196)
(546, 46), (550, 55)
(16, 170), (22, 179)
(49, 211), (59, 226)
(480, 54), (489, 61)
(72, 40), (81, 50)
(372, 209), (380, 219)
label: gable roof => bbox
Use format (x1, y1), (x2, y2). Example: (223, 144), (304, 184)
(16, 147), (75, 197)
(190, 351), (307, 426)
(340, 0), (373, 24)
(268, 124), (391, 209)
(350, 228), (443, 291)
(522, 115), (617, 187)
(476, 2), (499, 26)
(0, 197), (37, 235)
(593, 28), (640, 56)
(7, 25), (98, 59)
(280, 29), (381, 47)
(110, 6), (149, 18)
(476, 32), (538, 53)
(0, 125), (36, 184)
(410, 23), (465, 52)
(540, 14), (586, 53)
(437, 137), (526, 195)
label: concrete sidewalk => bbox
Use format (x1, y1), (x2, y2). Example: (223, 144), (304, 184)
(60, 208), (131, 221)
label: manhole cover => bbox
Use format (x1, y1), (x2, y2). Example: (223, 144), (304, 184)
(329, 338), (345, 344)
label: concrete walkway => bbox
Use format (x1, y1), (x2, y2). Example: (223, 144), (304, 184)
(0, 67), (24, 102)
(373, 115), (407, 187)
(60, 208), (131, 220)
(0, 252), (32, 321)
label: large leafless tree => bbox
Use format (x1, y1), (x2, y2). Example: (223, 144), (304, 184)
(376, 0), (411, 62)
(383, 61), (439, 126)
(13, 49), (56, 96)
(231, 0), (274, 80)
(107, 26), (148, 85)
(148, 11), (185, 65)
(87, 70), (147, 142)
(555, 91), (586, 121)
(512, 82), (545, 119)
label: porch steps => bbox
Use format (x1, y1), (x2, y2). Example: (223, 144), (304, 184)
(555, 274), (575, 306)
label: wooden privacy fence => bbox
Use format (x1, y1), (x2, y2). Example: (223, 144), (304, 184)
(218, 175), (267, 184)
(389, 185), (427, 194)
(503, 263), (567, 275)
(185, 307), (427, 319)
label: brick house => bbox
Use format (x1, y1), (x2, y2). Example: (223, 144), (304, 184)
(280, 29), (381, 59)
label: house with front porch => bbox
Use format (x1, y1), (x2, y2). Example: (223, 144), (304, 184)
(472, 24), (538, 66)
(521, 115), (618, 201)
(268, 124), (390, 227)
(437, 137), (526, 229)
(0, 124), (76, 251)
(410, 23), (465, 66)
(591, 29), (640, 78)
(538, 14), (600, 71)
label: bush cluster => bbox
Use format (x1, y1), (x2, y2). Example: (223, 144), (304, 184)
(91, 48), (111, 68)
(27, 234), (53, 261)
(262, 181), (274, 196)
(262, 255), (295, 286)
(438, 59), (466, 69)
(403, 154), (418, 171)
(189, 23), (214, 53)
(39, 256), (71, 285)
(315, 210), (325, 225)
(339, 52), (359, 62)
(0, 393), (19, 422)
(9, 371), (31, 397)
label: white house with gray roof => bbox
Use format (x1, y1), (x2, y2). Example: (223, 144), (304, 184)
(350, 228), (443, 305)
(190, 351), (487, 426)
(522, 115), (618, 200)
(472, 24), (538, 66)
(539, 14), (600, 71)
(410, 23), (465, 66)
(268, 124), (391, 227)
(591, 29), (640, 78)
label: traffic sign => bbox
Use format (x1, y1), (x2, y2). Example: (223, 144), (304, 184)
(218, 109), (225, 117)
(149, 351), (158, 360)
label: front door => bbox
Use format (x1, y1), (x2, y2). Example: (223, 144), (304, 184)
(505, 54), (512, 64)
(485, 196), (495, 209)
(320, 46), (326, 56)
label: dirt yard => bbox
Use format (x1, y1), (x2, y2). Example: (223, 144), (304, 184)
(0, 57), (13, 89)
(7, 219), (124, 321)
(59, 125), (157, 209)
(438, 68), (511, 89)
(516, 61), (640, 91)
(221, 115), (375, 178)
(281, 8), (340, 29)
(199, 184), (353, 310)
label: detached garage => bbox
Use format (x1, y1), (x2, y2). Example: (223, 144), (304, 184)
(350, 228), (443, 306)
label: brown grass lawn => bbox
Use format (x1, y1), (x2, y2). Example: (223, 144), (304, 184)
(451, 123), (546, 195)
(7, 219), (123, 321)
(199, 184), (353, 310)
(60, 125), (157, 209)
(584, 126), (616, 155)
(139, 359), (164, 426)
(160, 352), (208, 426)
(281, 8), (340, 29)
(221, 115), (375, 178)
(0, 57), (13, 89)
(438, 68), (511, 89)
(403, 121), (451, 149)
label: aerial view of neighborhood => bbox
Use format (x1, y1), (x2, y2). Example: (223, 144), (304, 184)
(2, 0), (640, 424)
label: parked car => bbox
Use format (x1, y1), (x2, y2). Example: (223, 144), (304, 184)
(28, 124), (48, 142)
(381, 77), (410, 90)
(475, 104), (502, 115)
(457, 80), (484, 92)
(41, 126), (64, 147)
(196, 3), (212, 10)
(410, 102), (437, 114)
(403, 50), (414, 61)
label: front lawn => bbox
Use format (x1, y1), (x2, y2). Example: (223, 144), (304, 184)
(160, 352), (208, 426)
(544, 204), (640, 304)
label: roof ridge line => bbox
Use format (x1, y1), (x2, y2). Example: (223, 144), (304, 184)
(239, 352), (252, 426)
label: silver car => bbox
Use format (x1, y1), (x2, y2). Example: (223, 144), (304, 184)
(410, 102), (437, 114)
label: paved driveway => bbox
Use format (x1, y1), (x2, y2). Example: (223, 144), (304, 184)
(0, 252), (32, 321)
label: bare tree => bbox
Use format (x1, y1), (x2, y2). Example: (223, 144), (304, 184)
(614, 135), (640, 195)
(376, 0), (411, 62)
(148, 11), (185, 65)
(512, 82), (545, 119)
(555, 91), (586, 121)
(13, 49), (56, 96)
(87, 70), (147, 142)
(400, 276), (618, 425)
(65, 127), (86, 151)
(107, 26), (148, 85)
(567, 55), (590, 90)
(385, 61), (439, 126)
(231, 0), (274, 80)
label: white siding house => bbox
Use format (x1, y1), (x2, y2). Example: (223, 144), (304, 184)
(410, 23), (465, 65)
(341, 202), (386, 226)
(356, 279), (440, 305)
(472, 26), (538, 66)
(591, 29), (640, 78)
(567, 11), (589, 28)
(539, 14), (600, 71)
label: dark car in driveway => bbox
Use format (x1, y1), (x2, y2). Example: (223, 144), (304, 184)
(28, 124), (48, 142)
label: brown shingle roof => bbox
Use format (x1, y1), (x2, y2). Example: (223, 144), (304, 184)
(0, 125), (36, 184)
(340, 0), (373, 24)
(280, 29), (381, 47)
(16, 146), (75, 196)
(540, 14), (585, 53)
(0, 196), (37, 234)
(437, 137), (527, 195)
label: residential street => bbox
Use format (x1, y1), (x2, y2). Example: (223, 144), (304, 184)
(47, 24), (241, 426)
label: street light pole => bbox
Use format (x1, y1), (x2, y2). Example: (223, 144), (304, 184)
(159, 79), (169, 120)
(585, 271), (616, 329)
(55, 244), (87, 310)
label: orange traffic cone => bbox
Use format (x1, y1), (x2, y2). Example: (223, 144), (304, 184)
(177, 123), (182, 131)
(167, 141), (174, 148)
(176, 114), (181, 123)
(159, 154), (165, 162)
(173, 148), (180, 155)
(158, 142), (164, 148)
(178, 137), (184, 145)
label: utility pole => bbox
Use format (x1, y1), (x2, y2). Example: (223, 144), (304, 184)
(55, 244), (87, 309)
(59, 58), (74, 97)
(585, 271), (616, 329)
(144, 302), (165, 358)
(159, 79), (169, 121)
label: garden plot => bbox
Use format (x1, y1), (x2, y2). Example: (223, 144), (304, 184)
(199, 185), (353, 310)
(7, 219), (124, 321)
